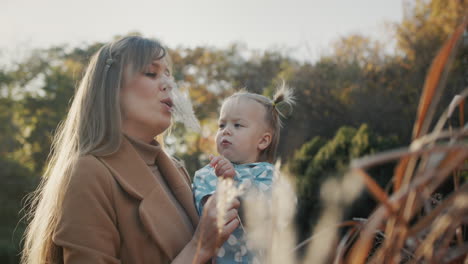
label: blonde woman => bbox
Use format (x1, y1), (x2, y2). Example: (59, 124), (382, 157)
(22, 36), (240, 264)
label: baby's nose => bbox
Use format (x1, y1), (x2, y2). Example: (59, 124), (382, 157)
(223, 127), (231, 135)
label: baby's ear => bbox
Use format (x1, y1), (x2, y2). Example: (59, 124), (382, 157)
(258, 132), (272, 151)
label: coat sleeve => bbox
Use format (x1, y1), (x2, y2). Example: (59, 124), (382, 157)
(53, 156), (121, 264)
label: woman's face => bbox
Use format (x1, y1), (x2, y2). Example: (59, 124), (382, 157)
(120, 57), (174, 142)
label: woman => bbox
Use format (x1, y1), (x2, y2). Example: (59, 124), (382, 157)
(22, 36), (240, 263)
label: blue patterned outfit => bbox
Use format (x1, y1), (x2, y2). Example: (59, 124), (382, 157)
(193, 162), (274, 263)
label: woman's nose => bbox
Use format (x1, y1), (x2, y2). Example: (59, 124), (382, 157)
(160, 76), (175, 92)
(161, 82), (171, 92)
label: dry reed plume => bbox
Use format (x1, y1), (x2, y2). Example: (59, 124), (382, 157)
(169, 81), (201, 132)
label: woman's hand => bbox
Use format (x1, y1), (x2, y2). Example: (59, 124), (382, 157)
(190, 194), (240, 263)
(209, 155), (236, 179)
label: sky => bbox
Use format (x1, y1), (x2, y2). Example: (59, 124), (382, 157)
(0, 0), (404, 64)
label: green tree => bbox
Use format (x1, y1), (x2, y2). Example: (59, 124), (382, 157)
(0, 66), (39, 263)
(291, 124), (399, 242)
(0, 157), (36, 264)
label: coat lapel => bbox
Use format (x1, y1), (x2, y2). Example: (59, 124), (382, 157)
(157, 152), (200, 227)
(98, 138), (195, 260)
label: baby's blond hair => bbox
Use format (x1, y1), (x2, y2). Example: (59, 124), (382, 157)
(223, 82), (295, 163)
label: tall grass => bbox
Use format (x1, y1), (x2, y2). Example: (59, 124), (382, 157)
(208, 19), (467, 263)
(343, 18), (467, 264)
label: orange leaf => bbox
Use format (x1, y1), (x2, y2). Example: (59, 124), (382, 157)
(356, 169), (396, 214)
(412, 20), (467, 139)
(394, 156), (410, 192)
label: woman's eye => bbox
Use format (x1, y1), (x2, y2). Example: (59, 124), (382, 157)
(145, 72), (157, 78)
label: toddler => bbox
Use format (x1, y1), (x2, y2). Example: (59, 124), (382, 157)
(193, 83), (294, 263)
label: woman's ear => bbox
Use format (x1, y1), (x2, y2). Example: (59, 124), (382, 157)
(258, 132), (272, 151)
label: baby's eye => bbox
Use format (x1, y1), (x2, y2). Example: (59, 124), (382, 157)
(234, 123), (242, 128)
(145, 72), (157, 78)
(219, 124), (225, 129)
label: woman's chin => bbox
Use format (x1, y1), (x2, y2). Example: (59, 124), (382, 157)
(153, 120), (171, 135)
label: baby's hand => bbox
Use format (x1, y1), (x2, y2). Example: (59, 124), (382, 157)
(209, 155), (236, 178)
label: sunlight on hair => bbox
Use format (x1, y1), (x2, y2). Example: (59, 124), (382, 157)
(272, 80), (296, 119)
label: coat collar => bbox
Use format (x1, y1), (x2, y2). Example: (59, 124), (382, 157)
(124, 134), (161, 165)
(98, 136), (199, 260)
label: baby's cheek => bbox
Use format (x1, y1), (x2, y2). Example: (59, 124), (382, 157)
(216, 145), (223, 155)
(215, 135), (222, 146)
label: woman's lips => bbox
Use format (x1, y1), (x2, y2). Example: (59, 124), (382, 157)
(161, 98), (173, 111)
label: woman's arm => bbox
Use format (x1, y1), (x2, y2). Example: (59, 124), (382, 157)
(172, 194), (240, 264)
(53, 156), (121, 263)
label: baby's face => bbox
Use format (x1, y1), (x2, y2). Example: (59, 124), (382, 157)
(215, 98), (269, 164)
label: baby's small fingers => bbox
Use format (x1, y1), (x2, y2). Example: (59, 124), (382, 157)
(214, 164), (224, 176)
(214, 168), (222, 177)
(219, 162), (229, 171)
(217, 158), (227, 167)
(224, 168), (236, 178)
(210, 156), (221, 167)
(218, 162), (234, 177)
(220, 163), (232, 175)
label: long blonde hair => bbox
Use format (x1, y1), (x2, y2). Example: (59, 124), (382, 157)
(223, 82), (295, 163)
(21, 36), (167, 264)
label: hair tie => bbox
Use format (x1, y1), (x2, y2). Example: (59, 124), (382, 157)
(105, 58), (114, 68)
(272, 102), (279, 114)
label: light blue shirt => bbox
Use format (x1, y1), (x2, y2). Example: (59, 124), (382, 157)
(193, 162), (274, 263)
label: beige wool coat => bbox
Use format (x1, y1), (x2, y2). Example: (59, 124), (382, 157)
(53, 137), (200, 263)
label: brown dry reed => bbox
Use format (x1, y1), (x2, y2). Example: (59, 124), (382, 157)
(195, 19), (468, 264)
